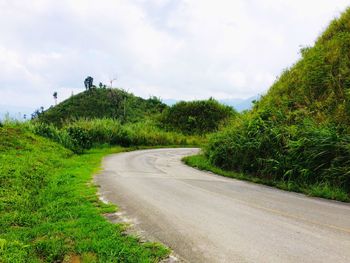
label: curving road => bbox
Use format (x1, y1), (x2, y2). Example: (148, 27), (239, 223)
(95, 148), (350, 263)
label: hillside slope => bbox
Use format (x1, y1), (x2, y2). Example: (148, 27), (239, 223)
(37, 88), (167, 126)
(205, 8), (350, 200)
(0, 124), (168, 262)
(256, 8), (350, 127)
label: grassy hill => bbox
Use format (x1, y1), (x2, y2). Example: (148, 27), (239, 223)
(37, 88), (167, 126)
(0, 124), (169, 262)
(255, 8), (350, 128)
(198, 8), (350, 201)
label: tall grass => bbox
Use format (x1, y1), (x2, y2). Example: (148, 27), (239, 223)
(204, 9), (350, 201)
(206, 115), (350, 200)
(123, 120), (201, 146)
(31, 118), (202, 153)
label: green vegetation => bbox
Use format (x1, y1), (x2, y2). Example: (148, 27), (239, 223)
(4, 9), (350, 263)
(0, 124), (169, 262)
(36, 88), (236, 137)
(203, 8), (350, 201)
(0, 87), (218, 262)
(160, 98), (236, 135)
(37, 88), (166, 126)
(183, 154), (349, 202)
(0, 99), (205, 261)
(32, 118), (201, 153)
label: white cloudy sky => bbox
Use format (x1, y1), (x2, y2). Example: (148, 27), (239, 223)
(0, 0), (349, 110)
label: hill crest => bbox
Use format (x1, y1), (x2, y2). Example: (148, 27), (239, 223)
(37, 87), (166, 125)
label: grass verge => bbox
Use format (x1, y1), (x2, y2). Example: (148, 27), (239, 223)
(182, 154), (349, 202)
(0, 126), (169, 262)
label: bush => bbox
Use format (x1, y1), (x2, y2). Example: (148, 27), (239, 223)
(64, 118), (125, 146)
(32, 123), (74, 151)
(160, 98), (236, 135)
(65, 126), (92, 153)
(32, 122), (61, 140)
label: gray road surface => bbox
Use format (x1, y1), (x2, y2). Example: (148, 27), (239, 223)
(95, 148), (350, 263)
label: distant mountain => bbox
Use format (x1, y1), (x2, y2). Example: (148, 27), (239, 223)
(219, 95), (260, 112)
(163, 95), (260, 112)
(162, 99), (178, 106)
(0, 105), (34, 121)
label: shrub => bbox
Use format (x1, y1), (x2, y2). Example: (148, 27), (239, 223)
(160, 98), (236, 135)
(32, 122), (74, 151)
(64, 118), (125, 146)
(32, 122), (60, 140)
(65, 126), (92, 153)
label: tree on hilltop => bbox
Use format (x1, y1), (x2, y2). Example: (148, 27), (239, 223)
(53, 92), (58, 105)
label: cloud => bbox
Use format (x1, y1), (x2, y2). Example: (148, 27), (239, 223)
(0, 0), (349, 109)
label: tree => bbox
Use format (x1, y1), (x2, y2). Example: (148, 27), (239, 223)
(84, 76), (94, 90)
(53, 91), (58, 105)
(31, 108), (41, 119)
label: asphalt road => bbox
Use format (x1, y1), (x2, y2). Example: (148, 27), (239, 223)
(95, 148), (350, 263)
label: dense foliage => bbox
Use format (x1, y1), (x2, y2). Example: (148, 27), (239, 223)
(160, 99), (236, 135)
(205, 8), (350, 199)
(0, 125), (169, 262)
(36, 88), (167, 126)
(32, 118), (201, 153)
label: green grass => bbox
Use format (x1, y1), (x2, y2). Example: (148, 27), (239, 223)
(183, 154), (349, 202)
(0, 126), (169, 262)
